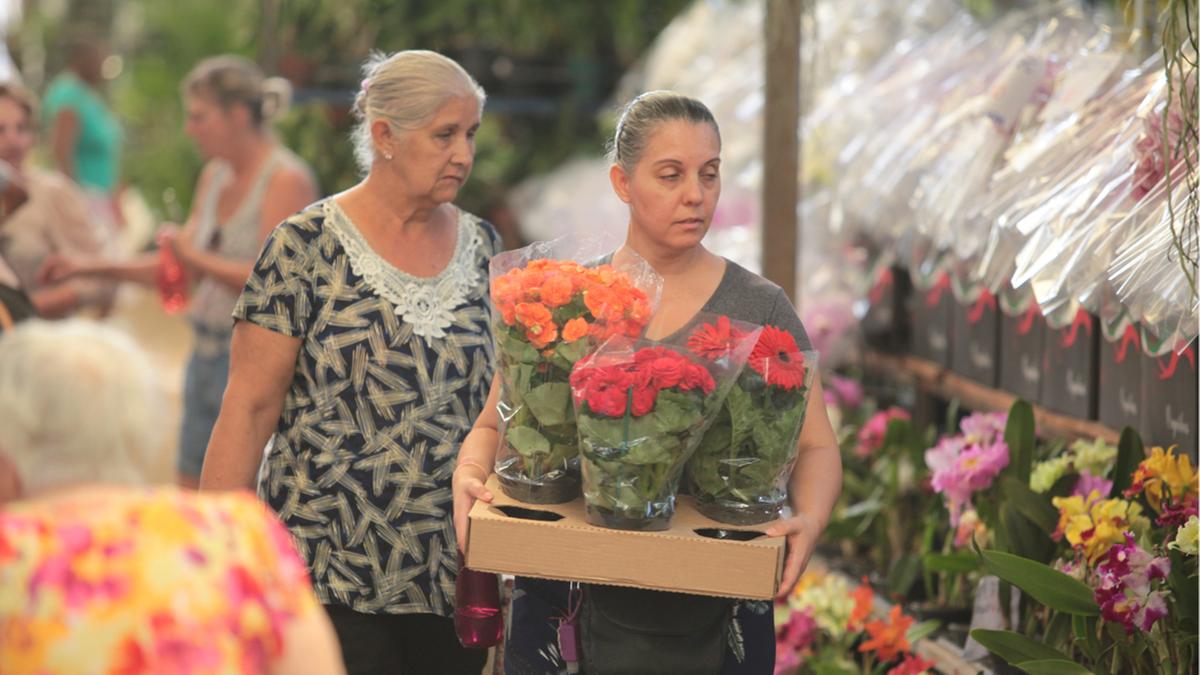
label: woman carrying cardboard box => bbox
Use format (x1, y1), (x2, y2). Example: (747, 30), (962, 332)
(454, 91), (843, 674)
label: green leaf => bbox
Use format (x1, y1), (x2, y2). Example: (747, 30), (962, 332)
(506, 425), (550, 457)
(820, 517), (861, 541)
(923, 552), (979, 574)
(726, 385), (761, 453)
(623, 434), (676, 466)
(841, 498), (884, 519)
(969, 629), (1072, 665)
(887, 554), (921, 598)
(1110, 427), (1143, 498)
(553, 337), (591, 370)
(1000, 475), (1059, 535)
(501, 329), (541, 365)
(653, 391), (704, 435)
(1168, 548), (1200, 627)
(977, 548), (1099, 615)
(1016, 660), (1092, 675)
(524, 382), (572, 427)
(500, 362), (536, 407)
(907, 619), (940, 644)
(1004, 400), (1036, 484)
(1044, 611), (1072, 651)
(1000, 502), (1052, 562)
(1072, 614), (1100, 662)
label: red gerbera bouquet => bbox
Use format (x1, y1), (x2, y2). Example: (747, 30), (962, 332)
(570, 315), (760, 531)
(490, 243), (661, 504)
(686, 322), (819, 525)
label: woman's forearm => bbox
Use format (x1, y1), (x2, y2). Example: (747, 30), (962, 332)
(459, 427), (499, 474)
(789, 443), (842, 534)
(83, 254), (159, 286)
(199, 398), (282, 491)
(29, 284), (81, 318)
(180, 247), (255, 293)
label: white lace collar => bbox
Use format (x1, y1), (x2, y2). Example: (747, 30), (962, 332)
(324, 200), (484, 343)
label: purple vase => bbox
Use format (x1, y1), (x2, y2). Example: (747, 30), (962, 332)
(454, 553), (502, 649)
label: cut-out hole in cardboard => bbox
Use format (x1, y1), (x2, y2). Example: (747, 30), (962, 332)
(493, 505), (565, 522)
(693, 528), (766, 542)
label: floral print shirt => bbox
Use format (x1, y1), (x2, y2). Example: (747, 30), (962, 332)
(0, 488), (318, 674)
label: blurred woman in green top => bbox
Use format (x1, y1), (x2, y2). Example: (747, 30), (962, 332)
(43, 38), (122, 232)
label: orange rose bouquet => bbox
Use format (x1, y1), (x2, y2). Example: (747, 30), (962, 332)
(490, 247), (659, 504)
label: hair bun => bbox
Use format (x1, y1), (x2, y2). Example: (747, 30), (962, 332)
(260, 76), (293, 121)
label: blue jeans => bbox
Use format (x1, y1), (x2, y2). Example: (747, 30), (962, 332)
(177, 336), (231, 479)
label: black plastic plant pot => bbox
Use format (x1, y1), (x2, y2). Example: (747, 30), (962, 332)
(694, 496), (782, 526)
(496, 469), (580, 505)
(585, 503), (673, 531)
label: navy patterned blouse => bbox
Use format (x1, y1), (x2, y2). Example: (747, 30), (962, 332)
(233, 199), (501, 616)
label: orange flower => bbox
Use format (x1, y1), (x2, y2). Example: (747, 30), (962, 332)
(592, 267), (617, 286)
(858, 605), (913, 663)
(493, 259), (652, 350)
(491, 274), (520, 303)
(514, 302), (552, 328)
(888, 654), (935, 675)
(541, 274), (575, 308)
(527, 323), (558, 349)
(848, 577), (874, 630)
(562, 317), (589, 342)
(584, 286), (621, 322)
(628, 297), (652, 323)
(499, 304), (516, 325)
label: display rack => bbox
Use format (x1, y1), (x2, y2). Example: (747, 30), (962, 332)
(863, 350), (1121, 444)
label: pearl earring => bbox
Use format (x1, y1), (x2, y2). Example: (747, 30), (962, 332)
(383, 152), (393, 161)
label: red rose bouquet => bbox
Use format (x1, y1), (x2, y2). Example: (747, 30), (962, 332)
(490, 243), (660, 503)
(686, 322), (819, 524)
(570, 315), (760, 530)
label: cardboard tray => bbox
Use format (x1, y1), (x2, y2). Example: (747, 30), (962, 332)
(466, 475), (785, 600)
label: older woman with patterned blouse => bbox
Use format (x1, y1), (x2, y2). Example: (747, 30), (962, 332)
(199, 51), (500, 675)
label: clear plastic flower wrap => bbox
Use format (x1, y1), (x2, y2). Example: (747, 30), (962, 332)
(686, 324), (819, 525)
(489, 241), (662, 504)
(1108, 177), (1199, 344)
(570, 315), (761, 531)
(836, 7), (1051, 249)
(909, 10), (1117, 274)
(1008, 72), (1189, 328)
(972, 58), (1159, 293)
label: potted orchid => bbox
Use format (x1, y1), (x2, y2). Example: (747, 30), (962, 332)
(971, 435), (1199, 675)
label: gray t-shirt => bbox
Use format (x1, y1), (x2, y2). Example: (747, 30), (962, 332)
(667, 259), (813, 351)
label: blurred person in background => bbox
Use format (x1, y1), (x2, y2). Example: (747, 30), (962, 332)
(43, 37), (123, 234)
(0, 81), (116, 318)
(199, 50), (500, 675)
(0, 161), (34, 331)
(0, 318), (345, 674)
(40, 55), (317, 489)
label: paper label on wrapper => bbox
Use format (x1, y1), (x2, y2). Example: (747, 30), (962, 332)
(1039, 53), (1125, 123)
(962, 575), (1022, 661)
(985, 55), (1046, 132)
